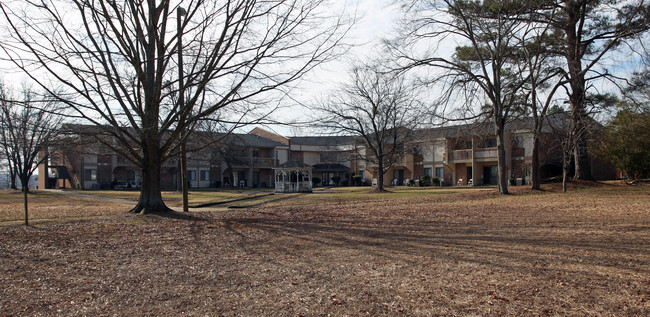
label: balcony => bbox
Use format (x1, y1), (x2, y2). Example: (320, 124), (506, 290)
(474, 148), (498, 160)
(450, 149), (472, 161)
(448, 148), (498, 162)
(251, 157), (278, 167)
(233, 157), (278, 168)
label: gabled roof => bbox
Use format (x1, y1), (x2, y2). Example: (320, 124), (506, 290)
(249, 127), (289, 145)
(230, 133), (288, 148)
(414, 115), (573, 139)
(289, 135), (357, 146)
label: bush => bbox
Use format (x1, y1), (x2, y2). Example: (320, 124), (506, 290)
(432, 177), (440, 186)
(331, 176), (341, 186)
(312, 177), (322, 186)
(352, 175), (362, 186)
(422, 175), (432, 186)
(597, 107), (650, 181)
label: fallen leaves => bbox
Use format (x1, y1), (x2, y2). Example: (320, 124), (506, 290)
(0, 184), (649, 315)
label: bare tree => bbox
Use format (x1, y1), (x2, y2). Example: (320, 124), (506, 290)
(546, 112), (585, 191)
(0, 82), (62, 225)
(0, 0), (351, 214)
(391, 0), (532, 194)
(0, 83), (18, 190)
(515, 11), (566, 190)
(318, 63), (420, 192)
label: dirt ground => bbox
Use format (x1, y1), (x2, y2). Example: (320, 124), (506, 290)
(1, 183), (649, 316)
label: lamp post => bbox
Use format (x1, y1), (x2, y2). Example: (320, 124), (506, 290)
(178, 7), (188, 212)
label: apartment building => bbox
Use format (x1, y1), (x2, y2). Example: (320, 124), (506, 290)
(354, 117), (609, 187)
(39, 127), (289, 190)
(37, 118), (613, 190)
(289, 135), (357, 186)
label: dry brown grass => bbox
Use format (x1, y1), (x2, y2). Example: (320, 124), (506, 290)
(0, 191), (131, 223)
(1, 182), (648, 316)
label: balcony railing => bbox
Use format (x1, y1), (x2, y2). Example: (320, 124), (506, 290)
(449, 148), (499, 161)
(451, 149), (472, 160)
(474, 148), (498, 159)
(233, 157), (278, 168)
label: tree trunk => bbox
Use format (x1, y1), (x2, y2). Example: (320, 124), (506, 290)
(23, 182), (29, 226)
(10, 166), (17, 190)
(376, 160), (384, 191)
(495, 118), (509, 194)
(531, 134), (541, 190)
(564, 3), (592, 181)
(20, 174), (30, 193)
(573, 136), (592, 180)
(562, 156), (569, 193)
(20, 173), (32, 225)
(130, 143), (172, 214)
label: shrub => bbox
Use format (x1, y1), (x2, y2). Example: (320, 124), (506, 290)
(312, 177), (322, 186)
(352, 175), (362, 186)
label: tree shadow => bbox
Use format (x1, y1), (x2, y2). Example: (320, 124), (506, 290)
(221, 212), (650, 278)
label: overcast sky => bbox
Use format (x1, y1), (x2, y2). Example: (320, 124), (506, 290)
(0, 0), (642, 138)
(260, 0), (403, 136)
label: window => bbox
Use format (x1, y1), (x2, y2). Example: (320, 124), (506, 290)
(188, 170), (196, 181)
(85, 169), (97, 181)
(483, 138), (497, 148)
(200, 170), (209, 181)
(359, 170), (365, 180)
(435, 167), (444, 178)
(252, 150), (260, 157)
(320, 153), (336, 163)
(424, 168), (433, 177)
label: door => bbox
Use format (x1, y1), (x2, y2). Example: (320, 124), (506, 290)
(253, 172), (260, 187)
(394, 169), (404, 185)
(237, 171), (246, 187)
(483, 166), (498, 185)
(466, 167), (472, 185)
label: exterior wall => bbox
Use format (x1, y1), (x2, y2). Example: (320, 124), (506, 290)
(591, 156), (618, 180)
(290, 151), (303, 162)
(276, 149), (289, 165)
(454, 163), (468, 186)
(42, 122), (609, 191)
(422, 144), (434, 163)
(303, 152), (320, 166)
(433, 140), (446, 163)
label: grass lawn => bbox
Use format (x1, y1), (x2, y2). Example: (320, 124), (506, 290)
(1, 182), (648, 315)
